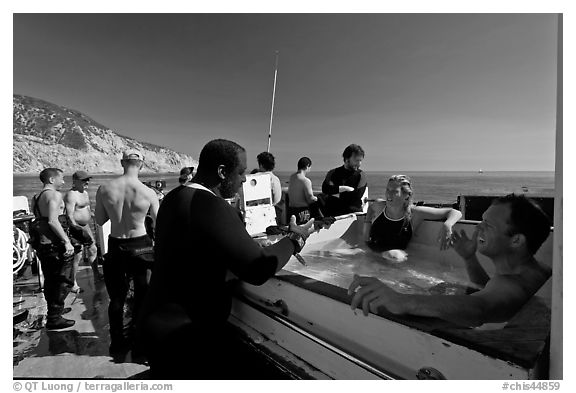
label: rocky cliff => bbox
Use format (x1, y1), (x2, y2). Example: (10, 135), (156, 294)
(13, 94), (197, 174)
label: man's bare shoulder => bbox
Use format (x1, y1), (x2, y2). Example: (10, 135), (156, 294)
(64, 189), (81, 201)
(290, 173), (306, 184)
(98, 177), (122, 192)
(43, 189), (62, 202)
(473, 266), (548, 303)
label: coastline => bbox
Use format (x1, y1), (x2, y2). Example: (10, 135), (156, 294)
(13, 171), (180, 177)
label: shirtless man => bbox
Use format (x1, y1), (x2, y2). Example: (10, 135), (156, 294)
(31, 168), (76, 329)
(288, 157), (320, 224)
(349, 194), (552, 327)
(95, 150), (159, 360)
(65, 170), (102, 290)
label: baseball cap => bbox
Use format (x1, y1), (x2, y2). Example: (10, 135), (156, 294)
(72, 170), (92, 181)
(179, 166), (195, 176)
(122, 149), (144, 161)
(178, 166), (195, 183)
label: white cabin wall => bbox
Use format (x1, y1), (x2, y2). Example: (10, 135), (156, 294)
(549, 12), (563, 380)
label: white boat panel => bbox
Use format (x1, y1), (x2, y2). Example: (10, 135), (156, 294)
(233, 278), (529, 379)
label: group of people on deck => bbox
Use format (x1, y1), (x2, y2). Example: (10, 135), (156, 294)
(29, 139), (552, 379)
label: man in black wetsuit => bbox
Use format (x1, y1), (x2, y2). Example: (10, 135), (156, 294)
(30, 168), (77, 330)
(139, 139), (314, 379)
(320, 144), (367, 217)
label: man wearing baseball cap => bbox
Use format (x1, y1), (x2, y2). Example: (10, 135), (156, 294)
(64, 170), (102, 293)
(178, 166), (195, 186)
(95, 149), (159, 361)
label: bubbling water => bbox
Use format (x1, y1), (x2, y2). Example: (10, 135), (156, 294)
(284, 238), (478, 295)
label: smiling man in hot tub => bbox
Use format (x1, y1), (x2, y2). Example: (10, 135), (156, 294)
(349, 194), (552, 327)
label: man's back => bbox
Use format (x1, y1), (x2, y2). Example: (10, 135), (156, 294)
(288, 172), (313, 208)
(35, 189), (64, 218)
(96, 175), (156, 238)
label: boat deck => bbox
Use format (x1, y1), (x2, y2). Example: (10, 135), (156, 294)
(13, 263), (149, 379)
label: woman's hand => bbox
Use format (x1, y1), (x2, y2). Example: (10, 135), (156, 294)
(437, 223), (454, 250)
(451, 228), (478, 259)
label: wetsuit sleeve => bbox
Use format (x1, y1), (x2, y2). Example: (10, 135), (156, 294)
(205, 198), (296, 286)
(322, 169), (339, 195)
(358, 170), (368, 189)
(355, 171), (368, 202)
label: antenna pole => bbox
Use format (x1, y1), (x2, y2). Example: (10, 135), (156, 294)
(267, 51), (279, 153)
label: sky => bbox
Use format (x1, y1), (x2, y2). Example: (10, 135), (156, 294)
(13, 13), (559, 172)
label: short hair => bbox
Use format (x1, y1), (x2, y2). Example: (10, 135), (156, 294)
(39, 168), (63, 184)
(493, 194), (551, 255)
(197, 139), (245, 174)
(342, 144), (365, 160)
(257, 152), (276, 171)
(297, 157), (312, 170)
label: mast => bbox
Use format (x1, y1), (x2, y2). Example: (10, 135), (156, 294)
(267, 51), (279, 153)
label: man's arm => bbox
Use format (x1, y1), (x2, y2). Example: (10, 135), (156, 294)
(349, 275), (528, 327)
(271, 175), (282, 205)
(63, 191), (82, 230)
(463, 255), (490, 287)
(202, 197), (312, 285)
(303, 178), (317, 204)
(452, 229), (489, 286)
(46, 193), (74, 255)
(147, 188), (160, 230)
(321, 169), (339, 195)
(94, 186), (109, 226)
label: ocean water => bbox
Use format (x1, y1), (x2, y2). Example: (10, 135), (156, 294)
(13, 171), (555, 208)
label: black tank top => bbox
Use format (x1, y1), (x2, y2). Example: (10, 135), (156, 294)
(33, 189), (69, 244)
(368, 209), (413, 251)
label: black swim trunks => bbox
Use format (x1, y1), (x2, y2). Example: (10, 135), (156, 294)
(69, 225), (94, 247)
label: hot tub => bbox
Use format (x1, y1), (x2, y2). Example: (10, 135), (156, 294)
(229, 213), (553, 380)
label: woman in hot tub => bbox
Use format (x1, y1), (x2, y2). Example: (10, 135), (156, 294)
(364, 174), (462, 256)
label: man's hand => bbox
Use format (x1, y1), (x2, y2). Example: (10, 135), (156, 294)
(437, 223), (454, 250)
(348, 274), (404, 316)
(63, 240), (74, 257)
(452, 228), (478, 259)
(289, 215), (315, 240)
(339, 185), (354, 193)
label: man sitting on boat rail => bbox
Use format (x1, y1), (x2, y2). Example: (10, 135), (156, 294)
(320, 144), (367, 217)
(349, 194), (551, 327)
(95, 149), (159, 361)
(138, 138), (315, 379)
(288, 156), (323, 224)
